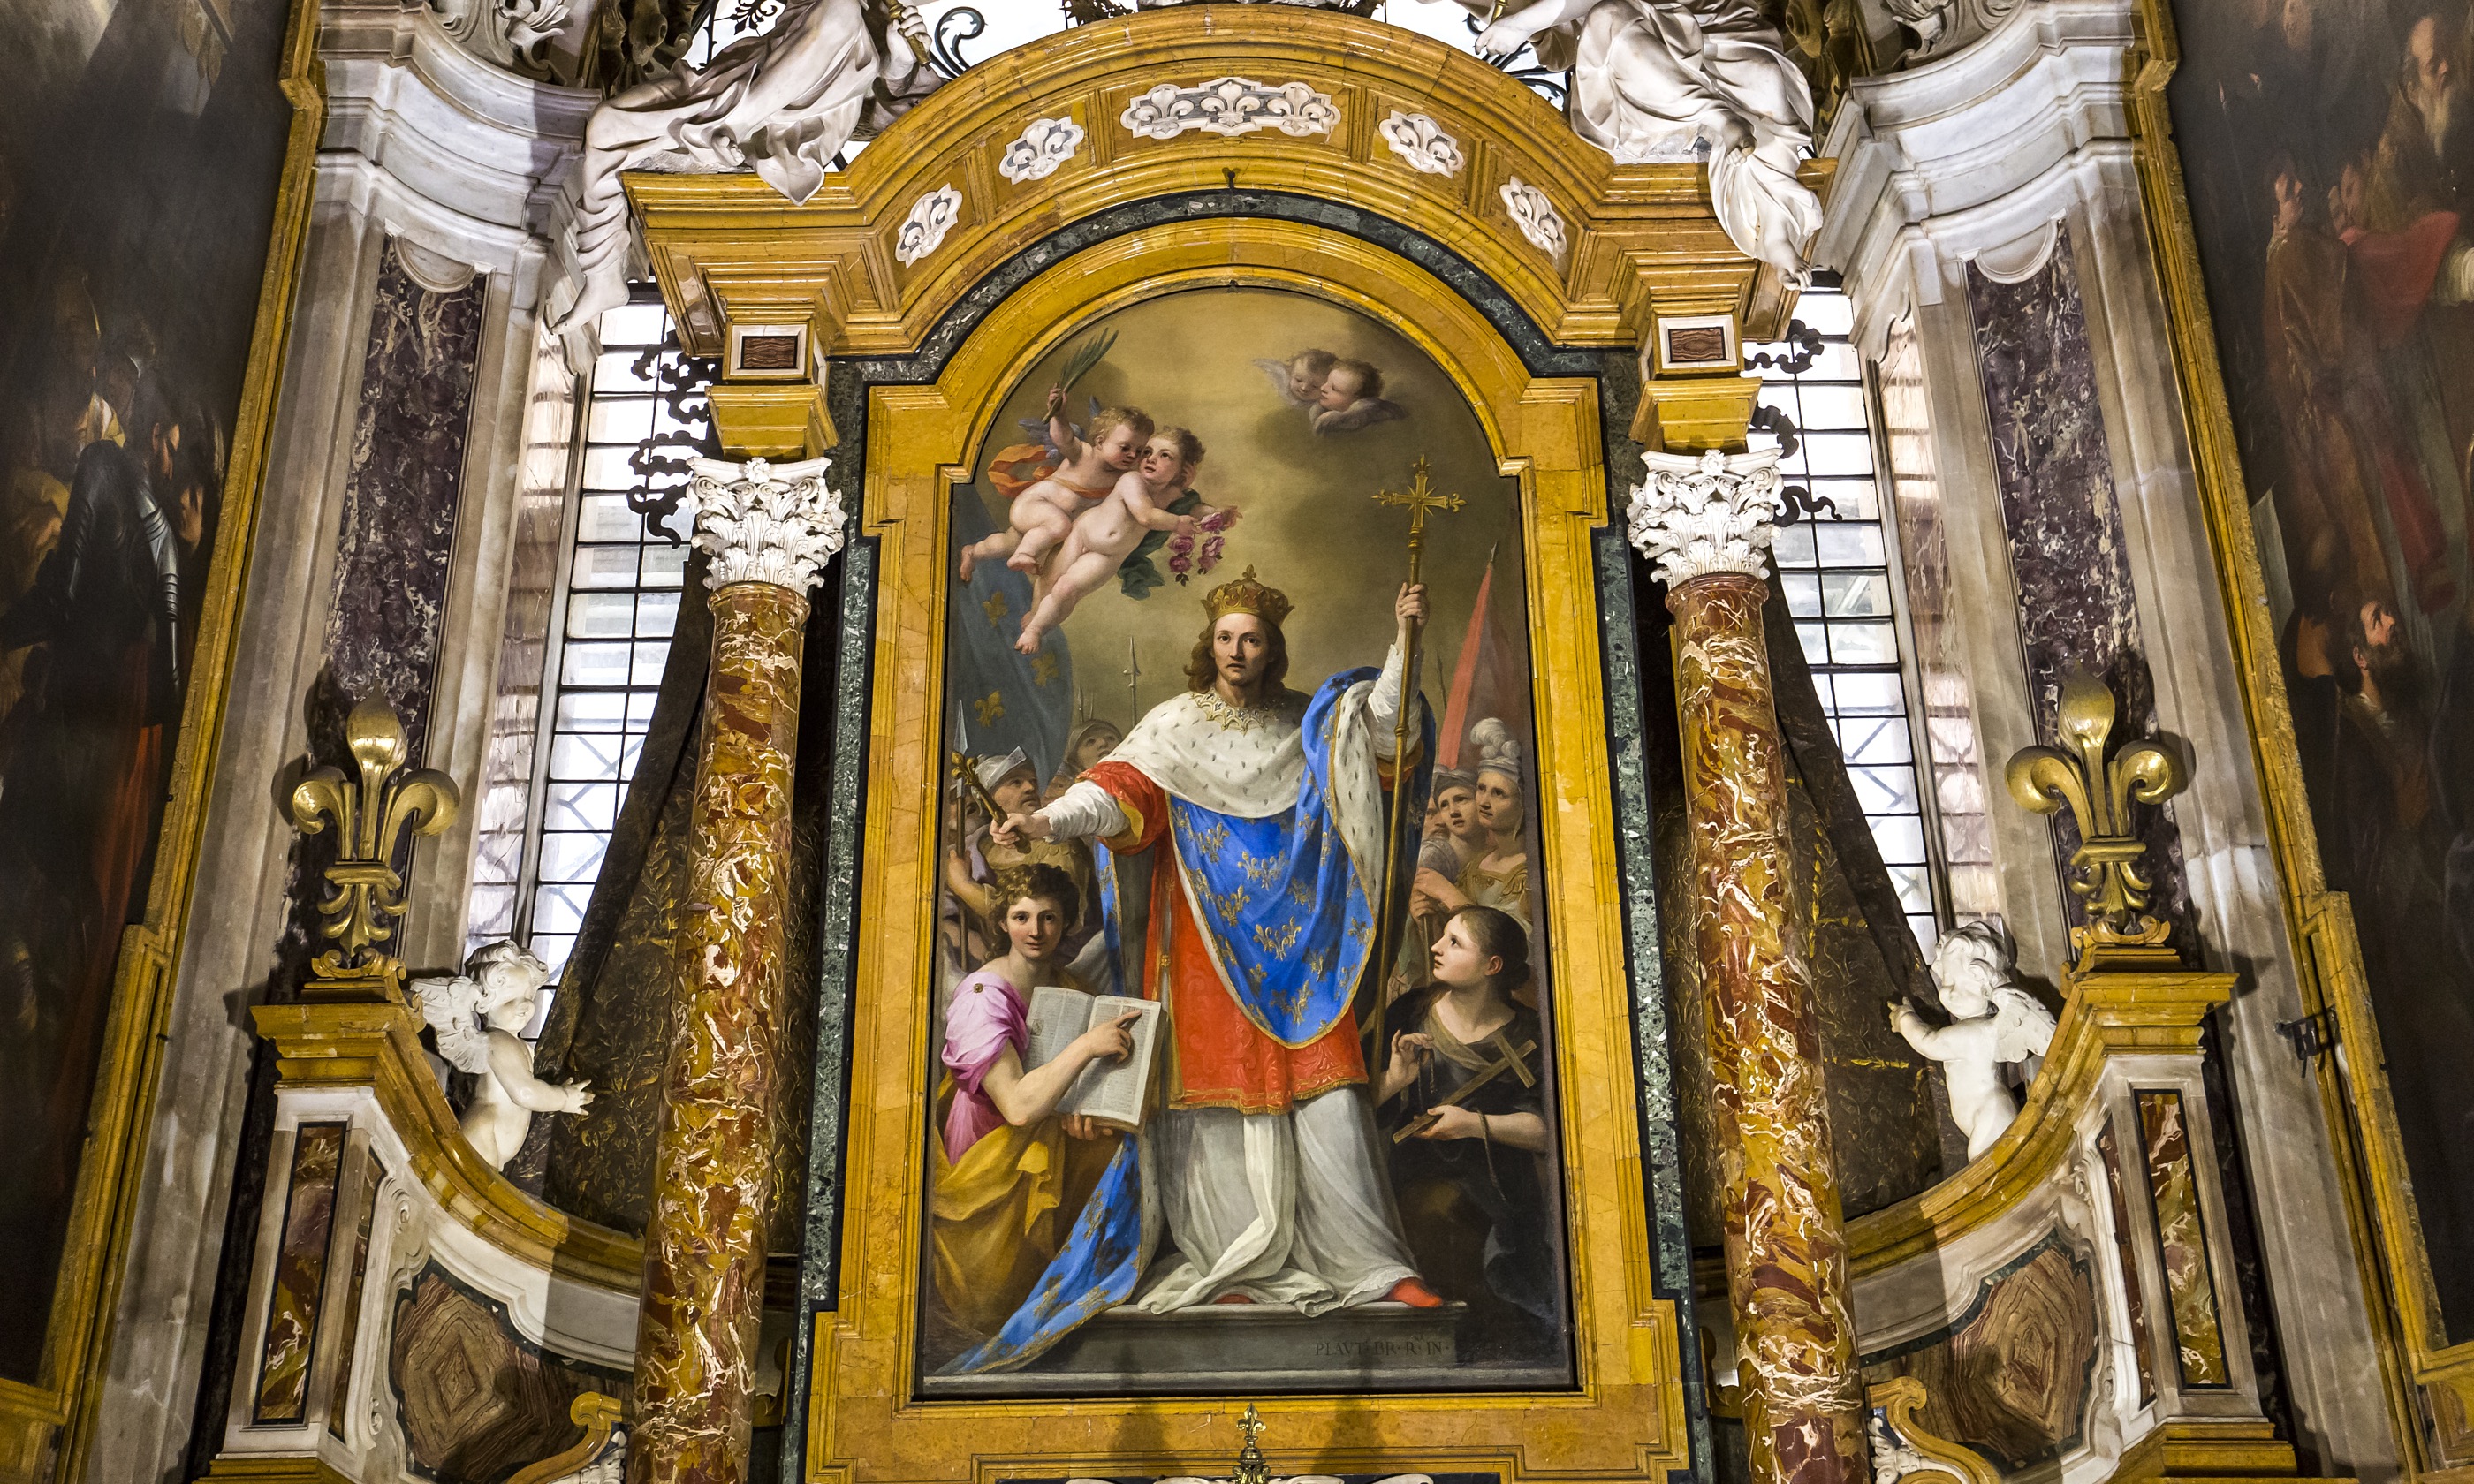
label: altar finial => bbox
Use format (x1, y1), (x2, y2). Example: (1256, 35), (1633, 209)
(1233, 1404), (1269, 1484)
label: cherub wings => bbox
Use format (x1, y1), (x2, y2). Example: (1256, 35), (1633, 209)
(412, 973), (495, 1075)
(1311, 398), (1408, 435)
(1991, 984), (2059, 1064)
(1252, 358), (1317, 408)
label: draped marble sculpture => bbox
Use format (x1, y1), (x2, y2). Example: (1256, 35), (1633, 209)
(1467, 0), (1821, 283)
(550, 0), (937, 342)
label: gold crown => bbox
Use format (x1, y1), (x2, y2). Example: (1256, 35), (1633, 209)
(1203, 565), (1293, 627)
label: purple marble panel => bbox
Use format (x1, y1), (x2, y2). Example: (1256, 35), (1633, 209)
(320, 240), (484, 761)
(1966, 231), (2189, 934)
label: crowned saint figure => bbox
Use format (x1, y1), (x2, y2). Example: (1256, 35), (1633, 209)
(945, 567), (1444, 1373)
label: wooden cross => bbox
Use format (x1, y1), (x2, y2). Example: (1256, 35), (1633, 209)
(1390, 1034), (1540, 1144)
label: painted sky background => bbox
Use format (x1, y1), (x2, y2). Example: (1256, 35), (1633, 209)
(960, 286), (1530, 737)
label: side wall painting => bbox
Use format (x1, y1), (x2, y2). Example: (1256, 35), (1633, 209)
(0, 0), (292, 1374)
(2167, 0), (2474, 1343)
(922, 287), (1571, 1393)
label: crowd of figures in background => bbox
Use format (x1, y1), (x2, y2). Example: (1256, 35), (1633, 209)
(0, 0), (285, 1367)
(2174, 0), (2474, 1341)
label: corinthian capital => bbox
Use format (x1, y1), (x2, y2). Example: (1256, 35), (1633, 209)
(683, 456), (847, 593)
(1624, 447), (1787, 587)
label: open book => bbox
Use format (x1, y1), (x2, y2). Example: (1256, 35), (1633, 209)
(1025, 986), (1162, 1132)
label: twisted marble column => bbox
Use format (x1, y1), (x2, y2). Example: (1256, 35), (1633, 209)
(632, 456), (844, 1484)
(1629, 449), (1865, 1484)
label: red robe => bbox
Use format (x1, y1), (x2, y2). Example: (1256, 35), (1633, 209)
(1085, 760), (1366, 1114)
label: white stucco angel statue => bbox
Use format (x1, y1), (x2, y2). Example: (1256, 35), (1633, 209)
(1887, 920), (2058, 1162)
(1456, 0), (1823, 284)
(413, 940), (595, 1170)
(549, 0), (938, 342)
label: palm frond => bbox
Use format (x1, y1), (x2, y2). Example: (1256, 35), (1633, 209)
(1056, 329), (1119, 394)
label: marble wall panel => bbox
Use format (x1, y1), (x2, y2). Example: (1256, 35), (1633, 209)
(324, 1170), (375, 1439)
(2096, 1117), (2159, 1406)
(2136, 1089), (2230, 1388)
(319, 239), (485, 761)
(1964, 235), (2188, 937)
(254, 1121), (345, 1424)
(387, 1261), (630, 1483)
(464, 329), (574, 959)
(1879, 320), (1997, 921)
(1862, 1236), (2101, 1472)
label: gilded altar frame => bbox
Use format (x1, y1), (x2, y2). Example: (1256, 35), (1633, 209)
(2123, 0), (2474, 1469)
(628, 11), (1802, 1477)
(0, 0), (327, 1476)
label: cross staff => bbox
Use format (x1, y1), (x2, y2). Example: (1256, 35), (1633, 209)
(1388, 1032), (1539, 1144)
(1366, 458), (1462, 1085)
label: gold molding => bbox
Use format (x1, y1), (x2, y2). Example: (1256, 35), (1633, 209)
(708, 380), (837, 458)
(2112, 1419), (2307, 1484)
(1845, 966), (2231, 1276)
(788, 216), (1688, 1482)
(4, 0), (330, 1476)
(1868, 1376), (2003, 1484)
(622, 5), (1820, 364)
(2118, 0), (2472, 1463)
(505, 1393), (626, 1484)
(1632, 374), (1764, 453)
(200, 1458), (359, 1484)
(249, 1002), (643, 1290)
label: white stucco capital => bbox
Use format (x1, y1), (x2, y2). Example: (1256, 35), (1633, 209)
(683, 457), (847, 593)
(1624, 448), (1787, 587)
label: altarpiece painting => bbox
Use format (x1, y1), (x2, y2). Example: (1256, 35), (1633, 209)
(920, 288), (1572, 1393)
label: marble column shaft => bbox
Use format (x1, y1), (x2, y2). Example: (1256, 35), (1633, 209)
(1668, 572), (1865, 1484)
(631, 579), (808, 1484)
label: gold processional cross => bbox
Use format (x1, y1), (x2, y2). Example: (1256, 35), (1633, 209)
(1366, 458), (1462, 1081)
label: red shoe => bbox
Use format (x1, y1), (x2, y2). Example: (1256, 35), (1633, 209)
(1213, 1292), (1256, 1305)
(1386, 1277), (1444, 1308)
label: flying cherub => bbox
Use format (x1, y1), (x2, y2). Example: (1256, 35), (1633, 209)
(1015, 428), (1207, 653)
(1311, 359), (1407, 435)
(1252, 348), (1339, 408)
(959, 388), (1154, 581)
(413, 940), (595, 1170)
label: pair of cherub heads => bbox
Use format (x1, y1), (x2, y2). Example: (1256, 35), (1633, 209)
(1258, 348), (1408, 435)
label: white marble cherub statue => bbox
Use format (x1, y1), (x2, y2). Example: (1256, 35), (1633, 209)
(1887, 920), (2058, 1162)
(414, 940), (594, 1170)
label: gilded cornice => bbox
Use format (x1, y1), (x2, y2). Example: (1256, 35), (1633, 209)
(251, 1002), (642, 1291)
(623, 6), (1831, 359)
(1844, 965), (2232, 1276)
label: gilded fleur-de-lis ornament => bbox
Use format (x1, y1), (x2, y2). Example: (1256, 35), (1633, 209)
(1232, 1403), (1270, 1484)
(2003, 668), (2187, 965)
(288, 696), (461, 997)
